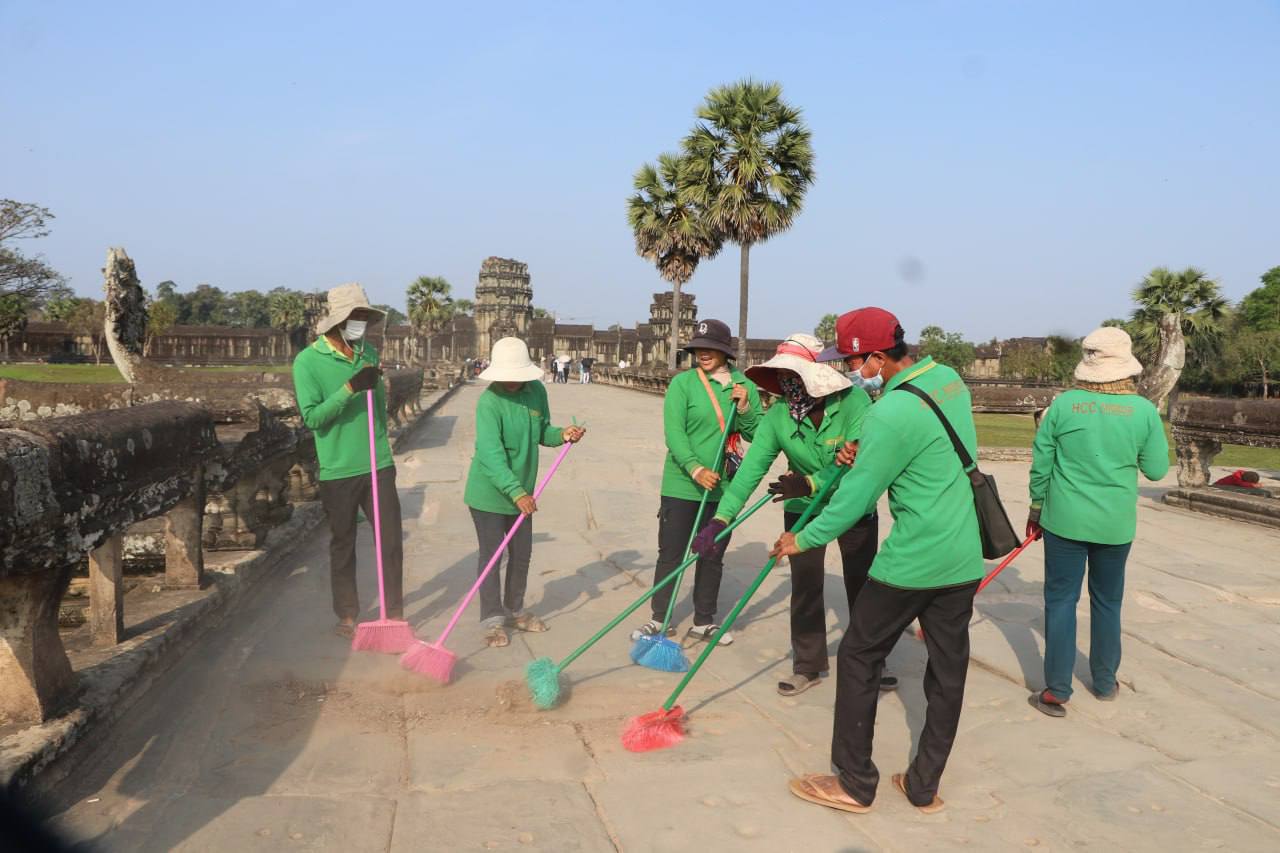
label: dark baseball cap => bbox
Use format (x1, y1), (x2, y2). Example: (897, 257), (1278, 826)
(684, 318), (736, 358)
(816, 307), (902, 363)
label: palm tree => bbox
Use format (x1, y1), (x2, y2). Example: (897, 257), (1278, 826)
(682, 79), (815, 362)
(268, 290), (306, 357)
(628, 153), (722, 369)
(406, 275), (453, 363)
(1128, 266), (1229, 409)
(814, 313), (837, 344)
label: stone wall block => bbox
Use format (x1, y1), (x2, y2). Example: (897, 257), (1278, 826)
(164, 464), (205, 588)
(0, 564), (76, 725)
(88, 534), (125, 646)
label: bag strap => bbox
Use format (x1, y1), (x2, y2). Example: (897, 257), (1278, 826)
(696, 367), (728, 432)
(897, 382), (975, 472)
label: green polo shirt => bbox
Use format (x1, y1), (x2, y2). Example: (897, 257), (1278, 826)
(714, 386), (872, 520)
(291, 337), (392, 481)
(1029, 389), (1169, 545)
(661, 366), (763, 502)
(796, 357), (984, 590)
(464, 381), (566, 515)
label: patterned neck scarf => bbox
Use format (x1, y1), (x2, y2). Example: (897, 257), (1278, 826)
(778, 373), (820, 428)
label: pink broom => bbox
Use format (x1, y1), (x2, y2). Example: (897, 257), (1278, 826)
(352, 388), (417, 653)
(402, 440), (575, 683)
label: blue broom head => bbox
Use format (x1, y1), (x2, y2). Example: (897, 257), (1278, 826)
(632, 635), (690, 672)
(525, 656), (562, 710)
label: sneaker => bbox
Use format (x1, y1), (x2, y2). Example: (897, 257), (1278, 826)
(688, 624), (733, 646)
(629, 619), (677, 642)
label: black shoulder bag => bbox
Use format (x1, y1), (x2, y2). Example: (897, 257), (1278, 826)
(898, 382), (1019, 559)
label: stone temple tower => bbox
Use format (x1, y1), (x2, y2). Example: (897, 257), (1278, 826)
(474, 257), (534, 359)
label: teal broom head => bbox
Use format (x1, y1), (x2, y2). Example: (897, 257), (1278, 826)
(525, 657), (562, 710)
(631, 635), (690, 672)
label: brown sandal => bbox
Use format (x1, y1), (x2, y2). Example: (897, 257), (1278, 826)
(892, 773), (945, 814)
(512, 612), (548, 633)
(484, 626), (510, 647)
(334, 620), (355, 639)
(787, 774), (872, 814)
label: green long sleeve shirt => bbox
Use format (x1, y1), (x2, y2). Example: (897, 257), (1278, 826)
(1029, 389), (1169, 545)
(291, 337), (392, 481)
(660, 366), (762, 502)
(796, 357), (984, 590)
(714, 386), (872, 520)
(464, 381), (566, 515)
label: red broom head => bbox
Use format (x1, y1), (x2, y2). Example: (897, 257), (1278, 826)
(400, 640), (457, 684)
(621, 706), (686, 753)
(351, 618), (417, 654)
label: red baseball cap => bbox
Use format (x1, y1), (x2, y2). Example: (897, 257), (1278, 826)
(816, 307), (902, 362)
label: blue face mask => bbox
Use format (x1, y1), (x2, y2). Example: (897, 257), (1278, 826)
(849, 361), (884, 393)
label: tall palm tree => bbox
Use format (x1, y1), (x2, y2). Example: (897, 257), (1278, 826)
(268, 290), (306, 356)
(407, 275), (453, 363)
(1128, 266), (1229, 409)
(682, 79), (815, 362)
(628, 153), (723, 369)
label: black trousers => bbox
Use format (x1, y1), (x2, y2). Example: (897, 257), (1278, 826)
(833, 578), (978, 806)
(784, 511), (878, 676)
(470, 508), (533, 624)
(651, 495), (728, 625)
(317, 466), (404, 620)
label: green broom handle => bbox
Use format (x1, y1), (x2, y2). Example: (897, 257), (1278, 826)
(662, 404), (737, 630)
(661, 466), (849, 712)
(556, 492), (772, 671)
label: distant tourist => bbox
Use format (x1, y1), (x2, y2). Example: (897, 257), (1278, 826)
(464, 337), (586, 647)
(694, 333), (896, 696)
(291, 283), (403, 639)
(555, 354), (570, 384)
(1027, 326), (1169, 717)
(580, 356), (595, 384)
(1213, 469), (1261, 489)
(634, 319), (762, 645)
(618, 359), (628, 369)
(773, 307), (981, 815)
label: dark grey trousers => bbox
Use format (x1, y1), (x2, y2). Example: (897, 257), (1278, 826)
(317, 466), (404, 620)
(470, 508), (533, 624)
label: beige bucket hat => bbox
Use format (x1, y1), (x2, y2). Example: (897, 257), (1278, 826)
(1074, 326), (1144, 383)
(316, 283), (385, 335)
(479, 337), (545, 382)
(746, 333), (852, 398)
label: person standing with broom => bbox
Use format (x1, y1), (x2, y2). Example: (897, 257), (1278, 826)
(634, 319), (763, 645)
(690, 334), (897, 696)
(292, 283), (403, 639)
(772, 307), (983, 815)
(465, 337), (586, 649)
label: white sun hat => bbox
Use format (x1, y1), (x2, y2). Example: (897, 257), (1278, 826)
(479, 337), (545, 382)
(1074, 326), (1144, 384)
(745, 333), (852, 398)
(316, 282), (385, 335)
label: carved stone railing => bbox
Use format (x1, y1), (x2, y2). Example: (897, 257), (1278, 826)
(0, 403), (219, 724)
(1164, 397), (1280, 527)
(590, 366), (675, 396)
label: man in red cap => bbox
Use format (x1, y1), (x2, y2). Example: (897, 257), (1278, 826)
(776, 307), (983, 815)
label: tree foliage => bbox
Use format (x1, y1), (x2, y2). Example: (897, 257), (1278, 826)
(1239, 266), (1280, 333)
(407, 276), (454, 361)
(67, 298), (106, 364)
(372, 304), (408, 326)
(0, 199), (67, 300)
(917, 325), (977, 372)
(0, 294), (29, 358)
(814, 313), (837, 344)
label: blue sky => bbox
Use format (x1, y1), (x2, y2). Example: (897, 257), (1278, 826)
(3, 1), (1277, 342)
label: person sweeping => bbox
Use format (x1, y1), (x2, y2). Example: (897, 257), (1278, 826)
(772, 307), (983, 815)
(633, 319), (762, 645)
(292, 283), (404, 639)
(690, 334), (896, 696)
(1027, 326), (1168, 717)
(465, 336), (586, 649)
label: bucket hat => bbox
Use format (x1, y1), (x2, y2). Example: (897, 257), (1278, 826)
(316, 283), (386, 335)
(816, 307), (902, 363)
(746, 334), (852, 398)
(479, 337), (545, 382)
(684, 318), (736, 358)
(1074, 326), (1144, 384)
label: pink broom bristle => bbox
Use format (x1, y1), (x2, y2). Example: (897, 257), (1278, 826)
(351, 619), (417, 654)
(622, 706), (686, 753)
(400, 640), (457, 684)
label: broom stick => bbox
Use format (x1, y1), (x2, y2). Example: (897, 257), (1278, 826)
(557, 492), (773, 673)
(660, 404), (737, 632)
(917, 533), (1038, 643)
(657, 466), (848, 713)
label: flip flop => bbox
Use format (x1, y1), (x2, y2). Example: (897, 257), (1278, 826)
(787, 775), (871, 814)
(892, 773), (945, 814)
(334, 621), (355, 639)
(1029, 689), (1067, 718)
(484, 626), (510, 648)
(512, 612), (548, 633)
(777, 673), (822, 696)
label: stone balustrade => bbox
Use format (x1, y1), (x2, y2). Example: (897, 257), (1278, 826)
(1164, 397), (1280, 527)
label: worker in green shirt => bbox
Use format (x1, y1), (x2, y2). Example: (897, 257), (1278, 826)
(690, 333), (897, 696)
(776, 307), (981, 816)
(1027, 326), (1169, 718)
(634, 319), (763, 645)
(464, 337), (586, 649)
(291, 284), (398, 639)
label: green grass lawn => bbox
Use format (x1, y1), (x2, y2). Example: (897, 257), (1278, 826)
(0, 363), (292, 384)
(975, 413), (1280, 471)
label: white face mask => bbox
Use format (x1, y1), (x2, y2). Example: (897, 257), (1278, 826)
(342, 319), (367, 341)
(848, 358), (884, 393)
